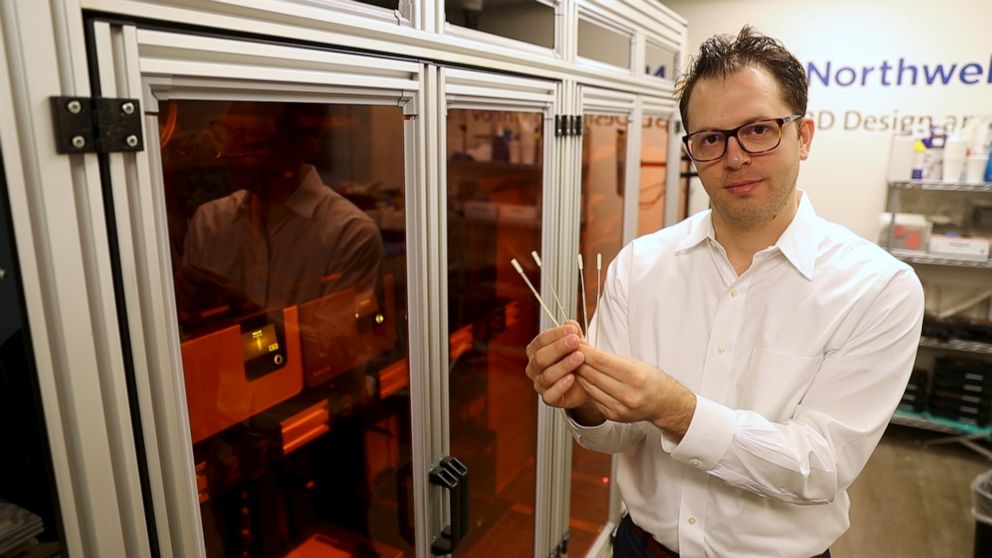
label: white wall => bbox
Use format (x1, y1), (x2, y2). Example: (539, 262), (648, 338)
(665, 0), (992, 240)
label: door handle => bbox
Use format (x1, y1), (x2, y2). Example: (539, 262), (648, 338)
(429, 455), (470, 555)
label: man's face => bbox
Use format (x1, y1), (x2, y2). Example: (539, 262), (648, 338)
(685, 65), (813, 230)
(214, 108), (310, 196)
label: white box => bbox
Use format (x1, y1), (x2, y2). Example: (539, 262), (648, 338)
(928, 235), (990, 260)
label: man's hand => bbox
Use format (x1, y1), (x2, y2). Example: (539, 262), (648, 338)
(525, 320), (593, 410)
(574, 345), (697, 441)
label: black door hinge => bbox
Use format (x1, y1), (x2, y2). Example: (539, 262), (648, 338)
(554, 115), (585, 137)
(50, 96), (144, 154)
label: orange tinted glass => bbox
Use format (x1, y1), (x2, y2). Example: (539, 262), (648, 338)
(446, 108), (544, 556)
(160, 100), (413, 557)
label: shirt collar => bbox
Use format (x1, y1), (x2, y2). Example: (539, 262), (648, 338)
(674, 190), (820, 280)
(283, 165), (324, 219)
(774, 191), (818, 281)
(232, 164), (324, 221)
(674, 209), (716, 253)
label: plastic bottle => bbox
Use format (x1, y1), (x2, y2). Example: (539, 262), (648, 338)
(985, 144), (992, 183)
(911, 140), (926, 180)
(943, 133), (966, 183)
(887, 132), (915, 182)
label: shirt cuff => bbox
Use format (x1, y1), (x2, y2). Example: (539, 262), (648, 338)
(667, 395), (736, 470)
(563, 409), (612, 445)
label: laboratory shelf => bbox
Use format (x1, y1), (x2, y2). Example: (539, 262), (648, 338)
(918, 337), (992, 356)
(888, 249), (992, 269)
(887, 180), (992, 193)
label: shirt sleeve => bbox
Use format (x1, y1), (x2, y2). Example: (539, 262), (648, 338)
(668, 266), (925, 504)
(566, 246), (647, 453)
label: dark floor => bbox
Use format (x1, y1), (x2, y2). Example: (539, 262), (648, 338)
(832, 425), (990, 558)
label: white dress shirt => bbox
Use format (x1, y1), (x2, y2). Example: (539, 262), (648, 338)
(183, 165), (383, 309)
(571, 192), (924, 557)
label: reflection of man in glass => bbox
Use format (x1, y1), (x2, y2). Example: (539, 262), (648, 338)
(179, 101), (386, 554)
(183, 101), (384, 324)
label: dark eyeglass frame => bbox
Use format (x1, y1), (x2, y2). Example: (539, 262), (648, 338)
(681, 114), (803, 163)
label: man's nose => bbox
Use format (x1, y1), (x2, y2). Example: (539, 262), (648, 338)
(723, 135), (751, 168)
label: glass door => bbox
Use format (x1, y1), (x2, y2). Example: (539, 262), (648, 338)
(88, 23), (428, 557)
(163, 99), (414, 558)
(446, 107), (544, 556)
(442, 68), (558, 557)
(0, 154), (66, 558)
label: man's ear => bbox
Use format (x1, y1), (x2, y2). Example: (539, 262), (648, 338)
(799, 117), (814, 161)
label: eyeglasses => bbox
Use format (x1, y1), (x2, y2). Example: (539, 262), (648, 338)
(682, 114), (803, 163)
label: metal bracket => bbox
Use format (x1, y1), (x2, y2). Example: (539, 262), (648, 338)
(574, 115), (584, 136)
(50, 96), (144, 154)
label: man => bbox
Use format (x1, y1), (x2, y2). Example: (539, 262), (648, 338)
(525, 27), (924, 557)
(179, 101), (388, 384)
(177, 101), (387, 557)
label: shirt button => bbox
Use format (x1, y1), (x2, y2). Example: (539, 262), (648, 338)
(690, 458), (701, 468)
(688, 516), (697, 525)
(730, 288), (738, 297)
(717, 347), (726, 355)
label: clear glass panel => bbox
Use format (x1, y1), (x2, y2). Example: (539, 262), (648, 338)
(569, 113), (628, 555)
(645, 40), (679, 80)
(0, 158), (65, 558)
(446, 108), (544, 557)
(160, 100), (413, 557)
(445, 1), (555, 49)
(577, 18), (631, 68)
(638, 115), (670, 236)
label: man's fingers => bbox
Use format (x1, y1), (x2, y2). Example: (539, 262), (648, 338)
(579, 344), (637, 383)
(575, 373), (618, 414)
(575, 360), (627, 400)
(563, 319), (584, 339)
(540, 374), (575, 408)
(526, 323), (581, 359)
(535, 333), (583, 371)
(533, 350), (584, 391)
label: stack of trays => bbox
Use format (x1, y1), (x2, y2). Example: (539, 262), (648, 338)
(898, 368), (930, 413)
(0, 501), (44, 556)
(929, 356), (992, 426)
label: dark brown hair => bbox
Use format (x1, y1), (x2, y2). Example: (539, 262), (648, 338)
(676, 26), (807, 131)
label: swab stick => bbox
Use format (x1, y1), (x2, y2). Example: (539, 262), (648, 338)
(578, 254), (589, 335)
(511, 258), (560, 326)
(530, 250), (569, 322)
(594, 253), (602, 346)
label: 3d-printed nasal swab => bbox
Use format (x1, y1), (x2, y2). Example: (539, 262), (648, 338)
(530, 250), (569, 322)
(594, 253), (602, 347)
(511, 258), (560, 327)
(578, 254), (589, 335)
